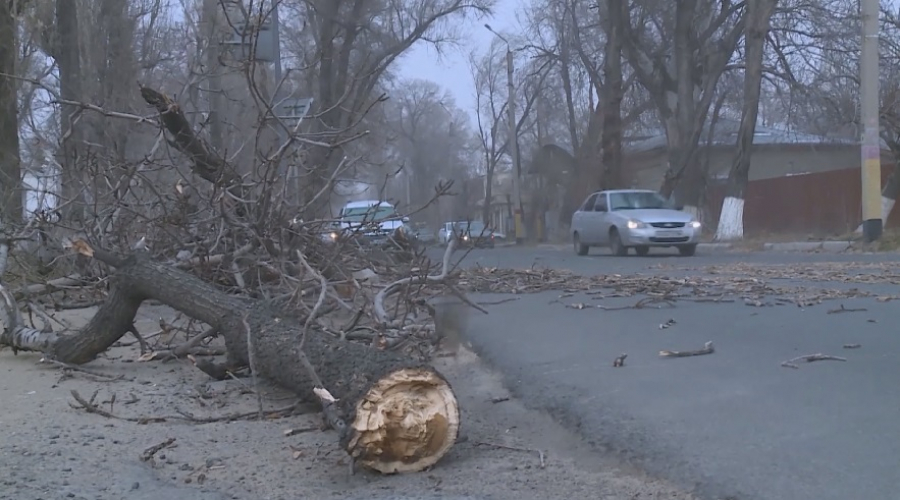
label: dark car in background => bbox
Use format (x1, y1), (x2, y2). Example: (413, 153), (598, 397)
(406, 222), (436, 246)
(454, 220), (495, 248)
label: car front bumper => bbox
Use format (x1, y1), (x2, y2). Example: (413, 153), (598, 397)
(458, 236), (495, 247)
(620, 225), (702, 246)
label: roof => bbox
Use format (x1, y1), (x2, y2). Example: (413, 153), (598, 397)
(625, 118), (866, 155)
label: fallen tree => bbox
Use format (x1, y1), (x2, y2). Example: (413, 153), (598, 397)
(0, 239), (461, 474)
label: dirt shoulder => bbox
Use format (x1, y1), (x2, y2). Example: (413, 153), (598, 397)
(0, 304), (694, 500)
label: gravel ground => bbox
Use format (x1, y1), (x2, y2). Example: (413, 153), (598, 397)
(0, 303), (696, 500)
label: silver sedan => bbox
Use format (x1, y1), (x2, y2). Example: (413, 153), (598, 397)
(570, 189), (702, 256)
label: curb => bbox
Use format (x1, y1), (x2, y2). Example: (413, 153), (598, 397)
(762, 241), (852, 253)
(697, 243), (733, 252)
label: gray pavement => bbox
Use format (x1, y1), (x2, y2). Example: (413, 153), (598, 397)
(445, 245), (900, 500)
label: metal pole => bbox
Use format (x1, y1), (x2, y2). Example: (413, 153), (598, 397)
(861, 0), (882, 242)
(505, 48), (526, 244)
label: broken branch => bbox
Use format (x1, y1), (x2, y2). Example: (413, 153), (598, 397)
(659, 341), (714, 358)
(781, 353), (847, 369)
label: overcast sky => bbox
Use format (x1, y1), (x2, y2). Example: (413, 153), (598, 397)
(397, 0), (519, 123)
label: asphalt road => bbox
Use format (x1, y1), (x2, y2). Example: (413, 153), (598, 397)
(442, 244), (900, 500)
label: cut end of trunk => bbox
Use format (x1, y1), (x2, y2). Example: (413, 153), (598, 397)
(344, 367), (459, 474)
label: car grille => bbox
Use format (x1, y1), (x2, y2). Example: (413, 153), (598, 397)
(649, 236), (690, 243)
(650, 222), (686, 228)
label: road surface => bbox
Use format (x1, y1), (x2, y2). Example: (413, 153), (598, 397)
(441, 243), (900, 500)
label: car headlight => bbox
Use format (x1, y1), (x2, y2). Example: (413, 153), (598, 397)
(329, 232), (338, 240)
(462, 235), (469, 241)
(689, 221), (701, 229)
(626, 219), (647, 229)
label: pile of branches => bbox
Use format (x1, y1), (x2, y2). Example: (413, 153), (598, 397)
(0, 84), (474, 474)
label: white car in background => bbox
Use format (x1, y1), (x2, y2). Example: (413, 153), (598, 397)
(327, 200), (410, 245)
(570, 189), (702, 257)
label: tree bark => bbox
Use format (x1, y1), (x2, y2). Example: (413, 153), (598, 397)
(0, 249), (459, 474)
(0, 4), (21, 223)
(55, 0), (85, 223)
(600, 0), (625, 190)
(714, 0), (778, 241)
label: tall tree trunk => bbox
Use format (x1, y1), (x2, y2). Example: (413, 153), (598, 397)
(0, 3), (21, 223)
(201, 0), (225, 152)
(55, 0), (84, 223)
(714, 0), (779, 241)
(481, 158), (493, 226)
(600, 0), (625, 189)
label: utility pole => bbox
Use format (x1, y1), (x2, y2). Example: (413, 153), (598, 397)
(485, 24), (526, 245)
(860, 0), (882, 242)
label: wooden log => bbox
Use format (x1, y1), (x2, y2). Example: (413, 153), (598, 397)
(0, 248), (460, 473)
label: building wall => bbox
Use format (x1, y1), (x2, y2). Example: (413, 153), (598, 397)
(625, 144), (892, 189)
(706, 164), (900, 235)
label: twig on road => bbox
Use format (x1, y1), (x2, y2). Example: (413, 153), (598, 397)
(827, 304), (867, 314)
(476, 297), (520, 306)
(780, 353), (847, 369)
(659, 341), (714, 358)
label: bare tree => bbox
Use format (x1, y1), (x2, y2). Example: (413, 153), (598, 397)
(714, 0), (779, 241)
(621, 0), (746, 216)
(469, 39), (547, 227)
(285, 0), (495, 217)
(384, 78), (475, 225)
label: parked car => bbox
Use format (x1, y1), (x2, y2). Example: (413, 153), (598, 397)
(407, 222), (436, 245)
(570, 189), (701, 257)
(335, 200), (409, 245)
(456, 220), (495, 248)
(438, 220), (495, 248)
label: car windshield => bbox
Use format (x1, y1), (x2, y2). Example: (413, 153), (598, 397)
(608, 192), (669, 210)
(341, 206), (395, 222)
(457, 221), (487, 234)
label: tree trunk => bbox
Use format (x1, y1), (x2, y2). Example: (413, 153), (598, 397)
(201, 0), (225, 152)
(601, 0), (625, 190)
(0, 4), (21, 223)
(55, 0), (85, 223)
(560, 103), (603, 227)
(714, 0), (778, 241)
(481, 165), (493, 226)
(0, 249), (459, 474)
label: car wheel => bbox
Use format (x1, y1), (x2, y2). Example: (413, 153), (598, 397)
(609, 228), (628, 256)
(573, 232), (589, 256)
(678, 244), (697, 257)
(635, 245), (650, 256)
